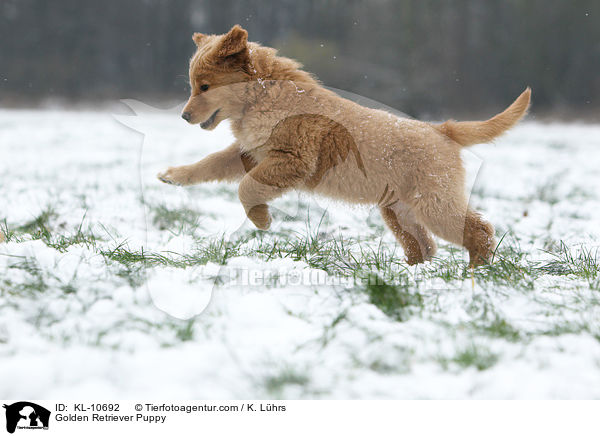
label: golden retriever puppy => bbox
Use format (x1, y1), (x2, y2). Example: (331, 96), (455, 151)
(158, 25), (531, 266)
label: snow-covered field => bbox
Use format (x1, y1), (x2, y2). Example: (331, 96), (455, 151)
(1, 106), (599, 399)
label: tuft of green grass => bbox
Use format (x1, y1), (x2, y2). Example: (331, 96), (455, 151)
(174, 319), (195, 342)
(421, 247), (463, 283)
(539, 241), (599, 281)
(1, 219), (13, 241)
(532, 174), (564, 206)
(360, 274), (423, 322)
(353, 345), (413, 374)
(537, 321), (590, 337)
(3, 209), (99, 252)
(439, 344), (500, 371)
(263, 367), (310, 397)
(151, 204), (201, 233)
(2, 257), (49, 296)
(112, 264), (147, 288)
(101, 234), (244, 271)
(16, 207), (57, 236)
(479, 316), (522, 342)
(194, 235), (243, 265)
(45, 214), (99, 252)
(102, 244), (174, 267)
(470, 234), (537, 289)
(417, 233), (547, 290)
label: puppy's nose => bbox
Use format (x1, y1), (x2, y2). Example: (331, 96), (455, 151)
(181, 112), (191, 122)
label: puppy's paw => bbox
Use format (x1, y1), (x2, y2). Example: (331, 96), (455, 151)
(405, 242), (436, 265)
(247, 204), (272, 230)
(421, 241), (437, 262)
(405, 252), (425, 266)
(468, 249), (493, 267)
(157, 166), (192, 186)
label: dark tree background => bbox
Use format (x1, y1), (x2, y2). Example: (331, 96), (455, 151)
(1, 0), (598, 118)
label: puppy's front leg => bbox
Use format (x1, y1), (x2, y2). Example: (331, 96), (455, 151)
(238, 151), (309, 230)
(158, 142), (254, 186)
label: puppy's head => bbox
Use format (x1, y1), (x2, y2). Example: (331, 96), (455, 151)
(182, 25), (252, 130)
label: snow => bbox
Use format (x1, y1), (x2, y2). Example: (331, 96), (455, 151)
(1, 106), (599, 399)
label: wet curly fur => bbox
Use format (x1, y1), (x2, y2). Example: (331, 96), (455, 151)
(158, 25), (531, 266)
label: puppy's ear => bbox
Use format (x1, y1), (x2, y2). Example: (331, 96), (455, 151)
(192, 32), (208, 46)
(216, 25), (248, 58)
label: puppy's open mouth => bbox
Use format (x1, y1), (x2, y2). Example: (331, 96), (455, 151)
(200, 109), (220, 129)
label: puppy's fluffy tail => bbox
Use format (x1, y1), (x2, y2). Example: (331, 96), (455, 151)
(433, 87), (531, 147)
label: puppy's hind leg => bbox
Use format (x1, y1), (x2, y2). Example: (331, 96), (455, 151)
(412, 192), (495, 267)
(380, 204), (437, 265)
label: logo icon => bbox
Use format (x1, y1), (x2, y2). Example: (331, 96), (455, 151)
(3, 402), (50, 434)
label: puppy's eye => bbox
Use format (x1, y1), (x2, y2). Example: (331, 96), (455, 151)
(200, 84), (209, 92)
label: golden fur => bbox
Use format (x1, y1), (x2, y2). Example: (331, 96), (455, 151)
(158, 25), (531, 266)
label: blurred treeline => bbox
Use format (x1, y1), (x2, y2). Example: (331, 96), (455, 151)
(1, 0), (598, 118)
